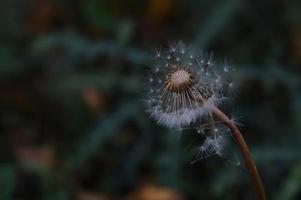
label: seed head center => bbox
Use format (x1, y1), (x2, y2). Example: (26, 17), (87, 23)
(170, 70), (190, 85)
(165, 69), (195, 93)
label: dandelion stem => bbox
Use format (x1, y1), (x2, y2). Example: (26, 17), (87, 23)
(211, 106), (266, 200)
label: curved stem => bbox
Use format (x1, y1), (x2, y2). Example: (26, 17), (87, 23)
(211, 106), (266, 200)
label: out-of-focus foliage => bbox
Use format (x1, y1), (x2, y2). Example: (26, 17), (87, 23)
(0, 0), (301, 199)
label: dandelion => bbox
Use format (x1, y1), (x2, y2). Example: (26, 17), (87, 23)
(145, 41), (266, 200)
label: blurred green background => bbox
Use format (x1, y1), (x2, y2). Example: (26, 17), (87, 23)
(1, 0), (301, 199)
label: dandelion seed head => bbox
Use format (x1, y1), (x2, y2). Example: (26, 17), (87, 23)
(146, 41), (232, 128)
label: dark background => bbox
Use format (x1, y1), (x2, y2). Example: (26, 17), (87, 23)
(0, 0), (301, 199)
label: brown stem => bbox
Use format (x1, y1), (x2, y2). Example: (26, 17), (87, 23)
(211, 106), (266, 200)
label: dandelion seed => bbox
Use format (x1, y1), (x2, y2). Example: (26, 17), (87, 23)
(196, 130), (227, 159)
(196, 128), (204, 134)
